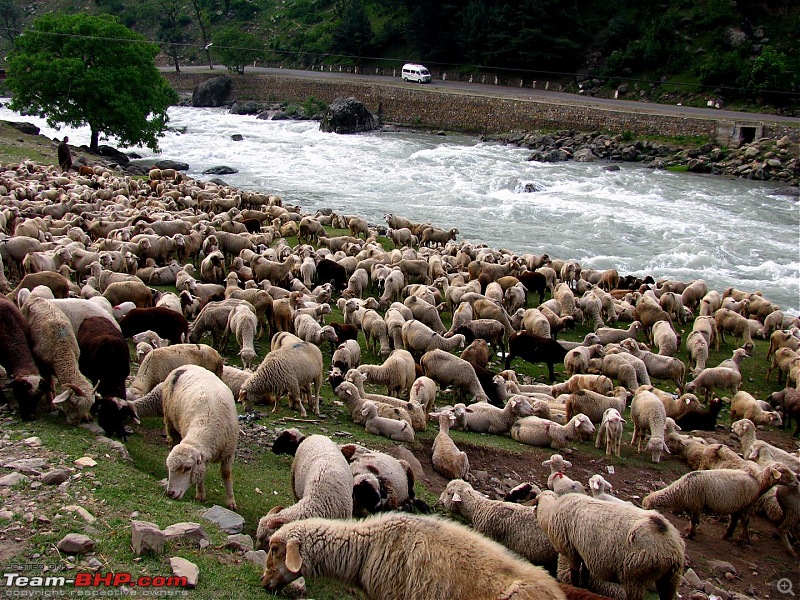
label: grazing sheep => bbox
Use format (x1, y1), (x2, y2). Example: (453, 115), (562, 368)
(461, 338), (491, 369)
(619, 339), (686, 392)
(564, 344), (605, 378)
(102, 279), (154, 309)
(564, 387), (628, 424)
(454, 319), (507, 357)
(651, 320), (679, 356)
(420, 348), (489, 403)
(511, 414), (595, 449)
(769, 387), (800, 437)
(360, 309), (391, 359)
(261, 513), (566, 600)
(0, 295), (45, 420)
(506, 332), (569, 382)
(642, 462), (796, 542)
(630, 388), (670, 463)
(220, 364), (252, 398)
(715, 307), (756, 351)
(256, 432), (353, 550)
(119, 307), (189, 344)
(730, 390), (782, 427)
(754, 483), (800, 557)
(353, 348), (415, 398)
(127, 344), (223, 400)
(223, 304), (259, 369)
(463, 395), (535, 434)
(331, 339), (362, 373)
(588, 353), (641, 391)
(401, 318), (465, 356)
(161, 365), (238, 510)
(294, 312), (338, 347)
(543, 454), (586, 495)
(431, 409), (470, 480)
(685, 330), (709, 376)
(684, 366), (741, 402)
(536, 490), (685, 600)
(361, 400), (415, 442)
(595, 407), (626, 457)
(592, 321), (643, 345)
(675, 396), (724, 432)
(767, 329), (800, 360)
(438, 478), (557, 570)
(409, 375), (438, 415)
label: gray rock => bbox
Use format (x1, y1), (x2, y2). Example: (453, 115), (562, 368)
(6, 121), (40, 135)
(0, 472), (30, 486)
(42, 469), (72, 485)
(684, 568), (703, 589)
(162, 522), (210, 546)
(319, 97), (378, 134)
(244, 550), (267, 568)
(203, 166), (239, 175)
(86, 557), (104, 569)
(63, 505), (96, 523)
(95, 437), (131, 461)
(703, 581), (730, 600)
(743, 146), (760, 159)
(97, 145), (130, 164)
(709, 560), (737, 576)
(131, 520), (167, 556)
(283, 577), (307, 598)
(230, 101), (263, 115)
(225, 534), (254, 552)
(573, 148), (598, 162)
(169, 557), (199, 588)
(192, 76), (232, 107)
(56, 533), (96, 555)
(202, 505), (245, 534)
(231, 134), (244, 141)
(153, 160), (189, 171)
(4, 458), (47, 470)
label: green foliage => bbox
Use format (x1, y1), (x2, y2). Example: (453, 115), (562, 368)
(0, 0), (22, 45)
(212, 26), (264, 73)
(302, 95), (327, 117)
(697, 49), (747, 88)
(331, 0), (374, 58)
(157, 0), (194, 72)
(6, 13), (178, 152)
(747, 46), (794, 100)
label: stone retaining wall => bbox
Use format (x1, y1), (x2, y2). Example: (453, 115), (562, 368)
(164, 72), (798, 145)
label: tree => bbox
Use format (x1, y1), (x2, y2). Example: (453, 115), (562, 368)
(158, 0), (193, 73)
(212, 27), (264, 74)
(0, 0), (21, 46)
(332, 0), (374, 59)
(6, 13), (178, 152)
(188, 0), (214, 69)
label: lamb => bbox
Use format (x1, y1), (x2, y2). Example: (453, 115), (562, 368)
(294, 312), (338, 347)
(255, 432), (353, 550)
(437, 478), (558, 570)
(630, 388), (670, 463)
(343, 369), (425, 430)
(131, 330), (170, 349)
(127, 344), (224, 400)
(563, 344), (605, 378)
(0, 295), (45, 420)
(331, 339), (362, 373)
(543, 454), (586, 495)
(642, 462), (796, 542)
(430, 408), (470, 480)
(564, 387), (628, 424)
(261, 513), (566, 600)
(595, 407), (626, 457)
(730, 390), (782, 427)
(119, 307), (189, 344)
(401, 318), (465, 356)
(360, 309), (391, 359)
(588, 474), (629, 504)
(161, 365), (238, 510)
(361, 400), (415, 442)
(462, 395), (535, 434)
(420, 348), (489, 403)
(409, 375), (437, 415)
(220, 364), (252, 398)
(619, 339), (686, 392)
(240, 340), (323, 416)
(536, 490), (685, 600)
(511, 414), (595, 449)
(357, 349), (416, 398)
(684, 366), (741, 402)
(21, 296), (96, 425)
(222, 304), (258, 369)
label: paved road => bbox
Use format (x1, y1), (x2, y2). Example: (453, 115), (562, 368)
(170, 64), (799, 126)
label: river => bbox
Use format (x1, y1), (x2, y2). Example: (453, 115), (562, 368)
(1, 102), (798, 314)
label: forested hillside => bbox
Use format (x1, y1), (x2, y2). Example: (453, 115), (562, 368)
(3, 0), (798, 111)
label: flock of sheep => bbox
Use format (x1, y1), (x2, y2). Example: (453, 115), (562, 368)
(1, 159), (800, 600)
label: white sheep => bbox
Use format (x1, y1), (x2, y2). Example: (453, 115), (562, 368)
(294, 312), (338, 347)
(430, 408), (470, 480)
(331, 339), (361, 373)
(334, 381), (414, 429)
(631, 387), (671, 463)
(542, 454), (585, 495)
(420, 348), (489, 403)
(536, 490), (685, 600)
(685, 330), (709, 375)
(127, 344), (223, 400)
(511, 414), (595, 450)
(730, 390), (782, 427)
(401, 318), (465, 356)
(563, 343), (605, 377)
(564, 386), (628, 424)
(651, 320), (679, 356)
(619, 339), (686, 392)
(437, 478), (557, 570)
(595, 407), (626, 457)
(255, 433), (353, 550)
(409, 375), (437, 415)
(588, 474), (629, 504)
(49, 297), (119, 334)
(642, 462), (796, 542)
(135, 341), (154, 363)
(550, 374), (614, 396)
(684, 365), (741, 402)
(131, 329), (170, 349)
(221, 364), (252, 398)
(462, 395), (534, 434)
(224, 304), (258, 369)
(361, 400), (415, 442)
(593, 320), (643, 345)
(261, 513), (566, 599)
(344, 369), (425, 430)
(161, 365), (238, 510)
(357, 349), (416, 398)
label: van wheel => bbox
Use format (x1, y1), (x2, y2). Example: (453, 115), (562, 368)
(403, 77), (408, 82)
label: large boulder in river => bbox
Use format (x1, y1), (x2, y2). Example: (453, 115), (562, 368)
(97, 145), (130, 164)
(192, 76), (232, 107)
(319, 97), (378, 134)
(154, 160), (189, 171)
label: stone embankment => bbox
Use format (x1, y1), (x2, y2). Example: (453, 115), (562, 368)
(485, 130), (800, 188)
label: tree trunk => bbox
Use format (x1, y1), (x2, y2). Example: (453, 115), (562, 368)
(90, 129), (99, 153)
(171, 50), (180, 72)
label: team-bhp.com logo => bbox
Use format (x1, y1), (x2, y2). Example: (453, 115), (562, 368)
(4, 571), (188, 593)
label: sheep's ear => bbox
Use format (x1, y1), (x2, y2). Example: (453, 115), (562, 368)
(266, 506), (284, 516)
(771, 467), (782, 481)
(285, 539), (303, 573)
(542, 459), (552, 467)
(509, 399), (517, 408)
(619, 417), (627, 425)
(591, 480), (600, 490)
(451, 492), (462, 503)
(465, 407), (474, 413)
(662, 442), (671, 454)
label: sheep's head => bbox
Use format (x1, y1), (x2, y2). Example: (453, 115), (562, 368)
(646, 437), (670, 463)
(437, 478), (469, 510)
(165, 443), (205, 501)
(353, 473), (382, 515)
(11, 374), (45, 421)
(53, 383), (97, 426)
(261, 523), (304, 591)
(91, 396), (140, 441)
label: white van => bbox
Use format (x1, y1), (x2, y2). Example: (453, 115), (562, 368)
(402, 63), (431, 83)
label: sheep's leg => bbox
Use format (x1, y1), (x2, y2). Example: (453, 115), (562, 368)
(723, 513), (741, 540)
(220, 457), (236, 511)
(655, 570), (681, 600)
(686, 513), (700, 538)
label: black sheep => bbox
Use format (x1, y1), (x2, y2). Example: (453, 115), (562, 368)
(674, 396), (724, 431)
(0, 295), (45, 420)
(119, 307), (189, 344)
(517, 271), (547, 305)
(316, 258), (348, 291)
(505, 331), (567, 382)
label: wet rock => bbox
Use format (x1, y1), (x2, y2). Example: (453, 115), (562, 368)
(230, 101), (263, 115)
(169, 557), (199, 588)
(203, 166), (238, 175)
(56, 533), (96, 555)
(231, 134), (244, 141)
(153, 160), (189, 171)
(192, 75), (232, 107)
(573, 148), (598, 162)
(131, 520), (166, 556)
(319, 97), (378, 134)
(202, 505), (244, 534)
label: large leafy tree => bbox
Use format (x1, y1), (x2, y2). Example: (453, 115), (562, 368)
(6, 13), (178, 152)
(212, 27), (264, 74)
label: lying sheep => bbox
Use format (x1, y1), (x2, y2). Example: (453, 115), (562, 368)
(595, 407), (626, 457)
(361, 400), (415, 442)
(438, 479), (557, 571)
(543, 454), (585, 495)
(131, 329), (170, 349)
(588, 474), (629, 504)
(642, 462), (796, 542)
(161, 365), (238, 510)
(357, 349), (416, 398)
(335, 381), (414, 430)
(261, 513), (566, 599)
(340, 443), (418, 514)
(630, 387), (670, 463)
(511, 414), (595, 450)
(551, 374), (614, 396)
(127, 344), (223, 400)
(593, 320), (642, 345)
(536, 490), (685, 600)
(431, 408), (470, 480)
(256, 432), (353, 550)
(344, 369), (425, 430)
(462, 395), (535, 435)
(730, 390), (782, 427)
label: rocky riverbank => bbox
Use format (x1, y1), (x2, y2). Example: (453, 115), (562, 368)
(484, 130), (800, 188)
